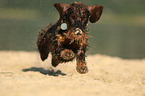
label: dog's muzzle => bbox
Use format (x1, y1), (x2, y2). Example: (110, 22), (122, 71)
(74, 28), (83, 36)
(64, 28), (85, 43)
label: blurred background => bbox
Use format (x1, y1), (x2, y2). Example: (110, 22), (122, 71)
(0, 0), (145, 59)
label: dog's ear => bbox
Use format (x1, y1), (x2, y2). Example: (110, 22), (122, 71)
(87, 5), (103, 23)
(54, 3), (70, 18)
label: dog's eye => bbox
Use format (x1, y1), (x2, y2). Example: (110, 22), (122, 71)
(61, 23), (67, 30)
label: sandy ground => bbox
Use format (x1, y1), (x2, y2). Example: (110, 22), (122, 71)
(0, 51), (145, 96)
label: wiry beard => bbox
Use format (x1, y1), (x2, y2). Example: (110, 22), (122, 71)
(63, 28), (88, 46)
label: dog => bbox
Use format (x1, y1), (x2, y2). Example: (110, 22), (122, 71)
(37, 2), (103, 74)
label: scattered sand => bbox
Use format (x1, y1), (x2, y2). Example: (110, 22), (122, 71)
(0, 51), (145, 96)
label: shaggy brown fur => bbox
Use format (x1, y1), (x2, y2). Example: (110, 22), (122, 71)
(37, 2), (103, 74)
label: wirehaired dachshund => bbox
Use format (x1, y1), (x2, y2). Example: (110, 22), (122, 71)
(37, 2), (103, 74)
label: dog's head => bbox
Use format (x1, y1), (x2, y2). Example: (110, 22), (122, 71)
(54, 2), (103, 45)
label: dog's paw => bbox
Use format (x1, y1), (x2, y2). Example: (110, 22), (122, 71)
(76, 62), (88, 74)
(61, 49), (75, 61)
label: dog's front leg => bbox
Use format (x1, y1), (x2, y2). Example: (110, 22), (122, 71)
(51, 44), (64, 67)
(76, 48), (88, 74)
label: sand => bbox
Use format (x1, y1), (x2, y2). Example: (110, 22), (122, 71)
(0, 51), (145, 96)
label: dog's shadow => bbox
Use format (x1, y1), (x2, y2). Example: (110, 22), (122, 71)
(23, 67), (66, 76)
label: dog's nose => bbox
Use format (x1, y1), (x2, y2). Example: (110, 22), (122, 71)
(74, 28), (83, 36)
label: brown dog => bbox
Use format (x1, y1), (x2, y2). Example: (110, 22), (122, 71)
(37, 2), (103, 74)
